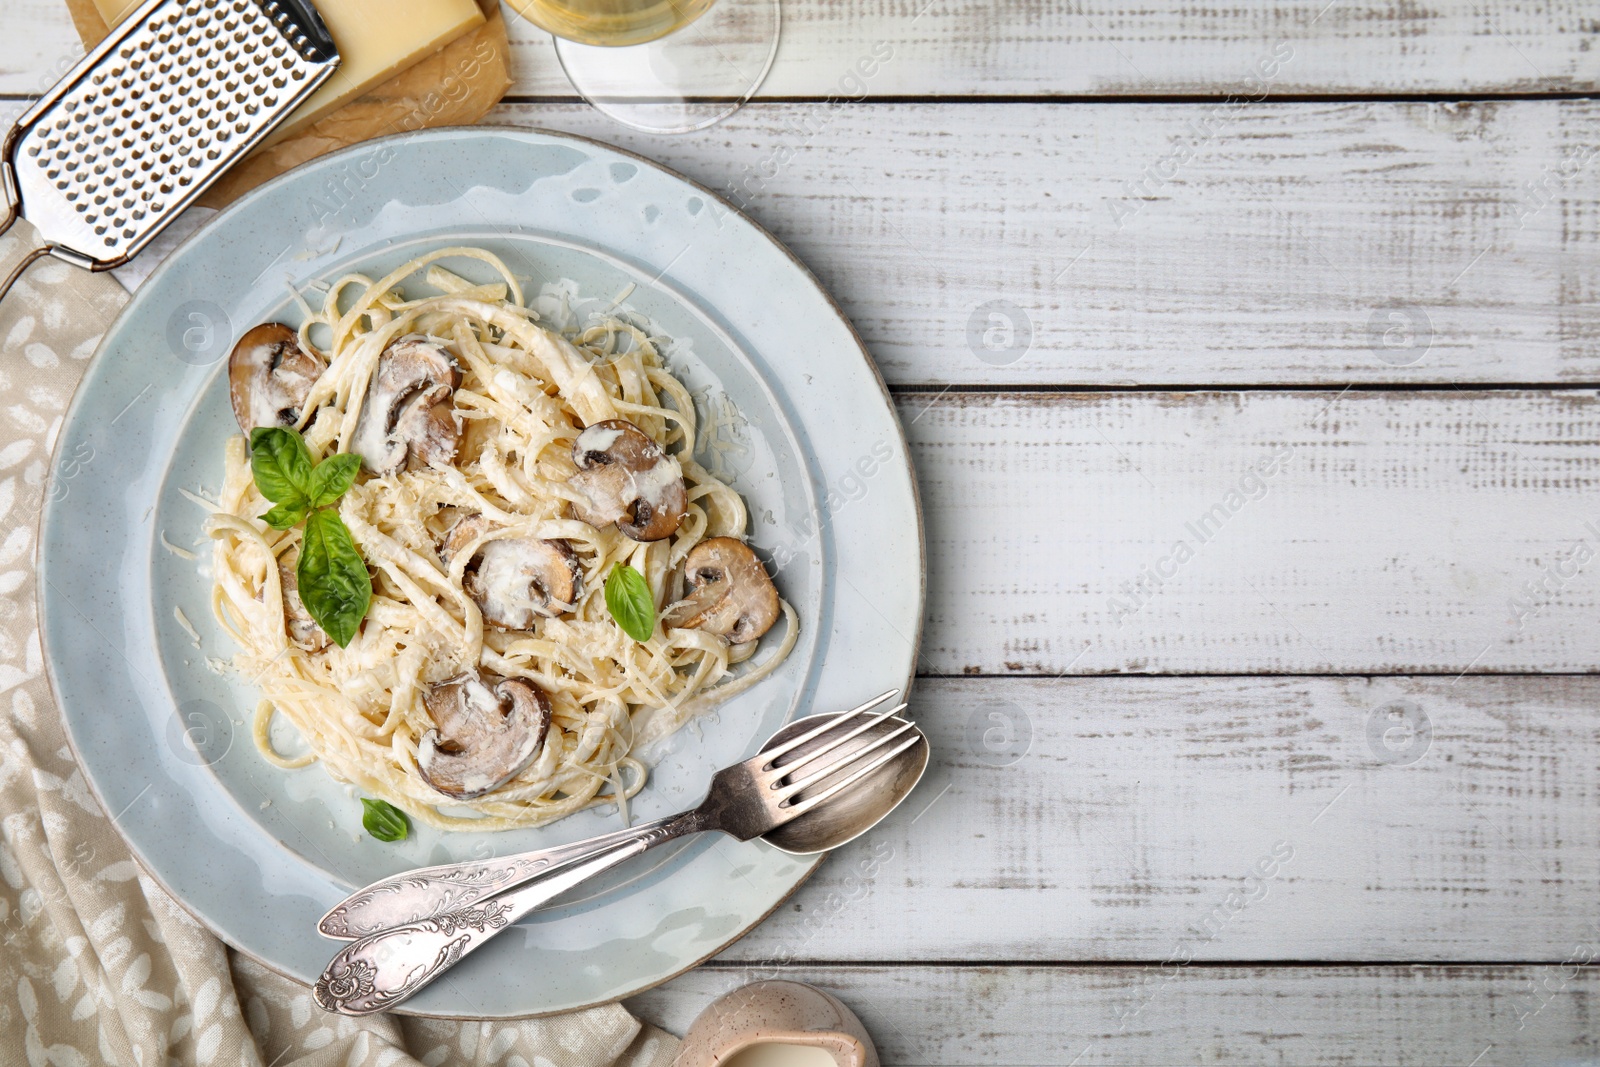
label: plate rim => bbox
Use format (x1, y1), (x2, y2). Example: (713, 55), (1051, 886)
(37, 123), (926, 1018)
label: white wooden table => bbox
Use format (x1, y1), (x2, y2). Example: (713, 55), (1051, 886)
(7, 2), (1600, 1062)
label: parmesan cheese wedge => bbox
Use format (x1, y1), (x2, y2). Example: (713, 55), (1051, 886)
(91, 0), (485, 142)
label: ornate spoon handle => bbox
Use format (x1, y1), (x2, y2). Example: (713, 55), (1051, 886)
(318, 813), (683, 940)
(314, 812), (707, 1015)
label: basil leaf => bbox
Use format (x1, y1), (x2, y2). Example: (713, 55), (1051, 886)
(604, 564), (655, 642)
(259, 502), (307, 530)
(360, 798), (409, 842)
(309, 452), (362, 509)
(297, 507), (372, 648)
(249, 427), (314, 507)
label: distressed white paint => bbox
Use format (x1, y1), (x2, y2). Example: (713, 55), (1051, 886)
(6, 0), (1599, 98)
(95, 99), (1600, 387)
(711, 677), (1600, 962)
(0, 0), (81, 99)
(631, 963), (1600, 1065)
(893, 390), (1600, 675)
(500, 101), (1600, 387)
(10, 103), (1600, 386)
(96, 101), (1600, 386)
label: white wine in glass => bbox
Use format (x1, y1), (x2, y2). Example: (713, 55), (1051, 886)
(506, 0), (716, 47)
(504, 0), (781, 133)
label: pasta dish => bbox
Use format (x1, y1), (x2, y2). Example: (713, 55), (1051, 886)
(196, 246), (796, 832)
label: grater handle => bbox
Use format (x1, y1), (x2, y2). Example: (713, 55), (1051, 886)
(0, 163), (92, 306)
(0, 159), (49, 304)
(0, 245), (52, 305)
(0, 160), (18, 242)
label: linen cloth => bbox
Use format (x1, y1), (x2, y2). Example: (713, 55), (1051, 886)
(0, 223), (681, 1067)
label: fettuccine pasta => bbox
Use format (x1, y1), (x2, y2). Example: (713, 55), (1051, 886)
(200, 247), (797, 832)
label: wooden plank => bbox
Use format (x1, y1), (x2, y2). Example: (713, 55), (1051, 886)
(19, 98), (1600, 387)
(703, 677), (1600, 963)
(6, 1), (1600, 98)
(876, 389), (1600, 675)
(629, 963), (1600, 1065)
(491, 1), (1600, 99)
(0, 1), (83, 113)
(501, 100), (1600, 387)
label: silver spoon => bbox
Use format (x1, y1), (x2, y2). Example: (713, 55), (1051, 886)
(313, 692), (929, 1015)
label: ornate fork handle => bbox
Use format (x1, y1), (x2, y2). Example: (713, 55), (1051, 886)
(318, 813), (683, 939)
(315, 811), (709, 1015)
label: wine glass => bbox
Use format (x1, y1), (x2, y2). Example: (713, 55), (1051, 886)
(504, 0), (781, 134)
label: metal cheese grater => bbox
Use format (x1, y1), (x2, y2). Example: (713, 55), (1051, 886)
(0, 0), (341, 302)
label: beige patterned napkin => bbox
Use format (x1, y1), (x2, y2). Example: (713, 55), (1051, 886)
(0, 222), (680, 1066)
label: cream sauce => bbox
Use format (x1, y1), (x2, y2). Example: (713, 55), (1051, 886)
(472, 539), (541, 627)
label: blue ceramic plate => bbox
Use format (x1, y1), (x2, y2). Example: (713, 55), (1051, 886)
(37, 127), (922, 1017)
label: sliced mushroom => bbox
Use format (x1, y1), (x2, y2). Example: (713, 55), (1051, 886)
(665, 536), (781, 644)
(567, 419), (686, 542)
(440, 515), (583, 629)
(275, 545), (328, 652)
(438, 513), (493, 570)
(416, 672), (551, 800)
(350, 336), (462, 475)
(228, 323), (327, 433)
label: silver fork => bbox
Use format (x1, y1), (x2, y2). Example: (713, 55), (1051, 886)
(317, 689), (909, 940)
(314, 692), (926, 1015)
